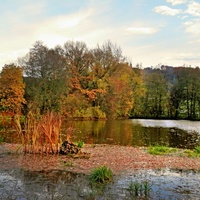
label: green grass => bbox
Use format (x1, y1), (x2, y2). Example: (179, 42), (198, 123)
(183, 146), (200, 157)
(75, 140), (85, 148)
(148, 145), (177, 155)
(148, 144), (200, 158)
(127, 181), (151, 197)
(194, 146), (200, 154)
(89, 165), (113, 186)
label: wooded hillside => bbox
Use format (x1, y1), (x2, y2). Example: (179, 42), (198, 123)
(1, 41), (200, 120)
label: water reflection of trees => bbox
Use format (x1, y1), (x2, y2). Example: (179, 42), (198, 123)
(8, 169), (85, 199)
(168, 128), (200, 149)
(132, 126), (169, 147)
(54, 120), (200, 148)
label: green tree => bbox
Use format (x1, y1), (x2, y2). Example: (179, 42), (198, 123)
(130, 67), (145, 117)
(142, 68), (168, 118)
(171, 67), (200, 119)
(20, 41), (67, 114)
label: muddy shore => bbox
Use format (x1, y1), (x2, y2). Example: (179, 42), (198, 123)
(1, 143), (199, 174)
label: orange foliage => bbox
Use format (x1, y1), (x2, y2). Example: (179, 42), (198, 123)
(0, 64), (26, 114)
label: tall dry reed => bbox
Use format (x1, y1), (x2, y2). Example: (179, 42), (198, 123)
(22, 112), (62, 154)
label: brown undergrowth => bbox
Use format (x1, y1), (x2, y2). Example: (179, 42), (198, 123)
(0, 143), (200, 175)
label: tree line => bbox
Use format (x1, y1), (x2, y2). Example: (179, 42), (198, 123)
(0, 40), (200, 120)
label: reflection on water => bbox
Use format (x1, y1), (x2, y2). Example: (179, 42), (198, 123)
(134, 119), (200, 133)
(113, 168), (200, 200)
(0, 169), (86, 200)
(0, 168), (199, 199)
(62, 119), (200, 149)
(1, 119), (200, 148)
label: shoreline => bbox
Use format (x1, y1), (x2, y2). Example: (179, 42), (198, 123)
(0, 143), (200, 175)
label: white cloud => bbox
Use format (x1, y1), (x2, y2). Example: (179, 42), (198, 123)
(34, 9), (93, 46)
(0, 49), (28, 68)
(179, 15), (188, 19)
(126, 27), (158, 34)
(154, 6), (182, 16)
(1, 0), (200, 70)
(185, 1), (200, 17)
(166, 0), (187, 6)
(0, 4), (98, 68)
(184, 19), (200, 34)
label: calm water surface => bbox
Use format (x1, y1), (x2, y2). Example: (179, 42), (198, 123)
(0, 168), (199, 199)
(63, 119), (200, 148)
(1, 119), (200, 148)
(1, 119), (200, 199)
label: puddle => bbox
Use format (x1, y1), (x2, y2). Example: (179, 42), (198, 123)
(0, 168), (199, 199)
(0, 169), (87, 200)
(106, 168), (200, 200)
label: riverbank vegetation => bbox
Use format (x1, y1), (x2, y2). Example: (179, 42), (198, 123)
(148, 144), (200, 157)
(1, 40), (200, 120)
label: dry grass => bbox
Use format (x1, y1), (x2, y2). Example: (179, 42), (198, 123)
(20, 112), (62, 154)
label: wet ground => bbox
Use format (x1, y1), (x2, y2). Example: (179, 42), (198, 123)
(0, 168), (200, 199)
(0, 118), (200, 199)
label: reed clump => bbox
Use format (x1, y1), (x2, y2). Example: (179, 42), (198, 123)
(20, 112), (62, 154)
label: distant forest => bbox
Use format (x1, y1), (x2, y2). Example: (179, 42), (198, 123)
(1, 40), (200, 120)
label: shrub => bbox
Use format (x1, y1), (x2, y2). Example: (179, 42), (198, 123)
(75, 140), (85, 148)
(89, 165), (113, 185)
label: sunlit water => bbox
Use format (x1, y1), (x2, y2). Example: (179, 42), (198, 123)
(61, 119), (200, 148)
(2, 119), (200, 148)
(133, 119), (200, 133)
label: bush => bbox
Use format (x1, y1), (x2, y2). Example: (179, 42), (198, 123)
(75, 140), (85, 148)
(89, 165), (113, 185)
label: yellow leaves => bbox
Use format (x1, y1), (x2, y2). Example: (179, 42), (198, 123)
(81, 88), (106, 102)
(0, 64), (26, 113)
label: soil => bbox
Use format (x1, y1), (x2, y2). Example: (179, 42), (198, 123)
(0, 143), (200, 174)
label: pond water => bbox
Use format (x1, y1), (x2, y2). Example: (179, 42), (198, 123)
(1, 119), (200, 199)
(1, 119), (200, 149)
(0, 168), (199, 199)
(63, 119), (200, 149)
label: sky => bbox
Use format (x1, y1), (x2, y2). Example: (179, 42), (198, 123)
(1, 0), (200, 70)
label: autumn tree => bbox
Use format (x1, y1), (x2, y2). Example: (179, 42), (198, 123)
(0, 64), (26, 114)
(101, 63), (142, 118)
(17, 40), (200, 120)
(63, 41), (125, 119)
